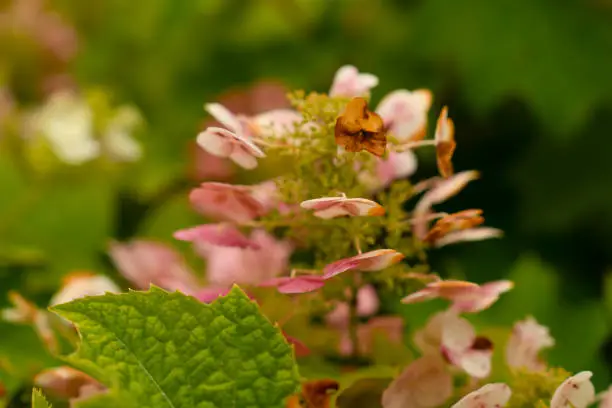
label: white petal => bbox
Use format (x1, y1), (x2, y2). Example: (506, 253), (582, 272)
(197, 127), (234, 157)
(300, 197), (342, 209)
(451, 383), (511, 408)
(390, 150), (418, 178)
(550, 371), (596, 408)
(230, 148), (258, 170)
(441, 314), (476, 353)
(359, 73), (379, 89)
(204, 103), (242, 133)
(458, 350), (492, 378)
(313, 206), (351, 219)
(435, 227), (503, 247)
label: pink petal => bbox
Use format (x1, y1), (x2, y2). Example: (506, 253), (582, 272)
(434, 227), (504, 247)
(173, 224), (260, 249)
(202, 229), (292, 287)
(382, 355), (453, 408)
(597, 386), (612, 408)
(322, 249), (404, 279)
(400, 287), (439, 305)
(108, 240), (198, 294)
(259, 275), (325, 294)
(356, 285), (379, 317)
(441, 314), (476, 354)
(251, 109), (303, 138)
(196, 127), (233, 157)
(35, 366), (101, 399)
(301, 196), (385, 219)
(455, 349), (493, 379)
(550, 371), (596, 408)
(413, 311), (447, 355)
(189, 182), (266, 224)
(451, 383), (512, 408)
(505, 316), (554, 371)
(376, 89), (432, 141)
(329, 65), (379, 97)
(229, 147), (259, 169)
(204, 103), (242, 133)
(194, 287), (231, 303)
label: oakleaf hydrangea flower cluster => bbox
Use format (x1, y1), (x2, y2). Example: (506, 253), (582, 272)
(5, 66), (612, 407)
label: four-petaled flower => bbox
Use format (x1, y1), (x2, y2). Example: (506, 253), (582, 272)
(401, 279), (513, 313)
(300, 195), (385, 219)
(329, 65), (379, 98)
(505, 316), (555, 372)
(376, 89), (433, 142)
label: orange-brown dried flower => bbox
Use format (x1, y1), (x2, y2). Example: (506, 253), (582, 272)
(424, 209), (484, 244)
(435, 107), (456, 178)
(286, 379), (340, 408)
(335, 97), (387, 157)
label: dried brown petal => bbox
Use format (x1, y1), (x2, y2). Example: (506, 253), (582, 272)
(424, 209), (484, 244)
(335, 97), (387, 157)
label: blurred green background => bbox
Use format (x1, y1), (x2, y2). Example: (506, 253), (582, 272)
(2, 0), (612, 403)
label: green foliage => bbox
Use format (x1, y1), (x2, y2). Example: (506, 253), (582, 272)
(51, 286), (300, 408)
(31, 389), (51, 408)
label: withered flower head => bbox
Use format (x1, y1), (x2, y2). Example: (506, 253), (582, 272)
(435, 106), (456, 178)
(286, 379), (340, 408)
(424, 209), (484, 244)
(335, 97), (387, 157)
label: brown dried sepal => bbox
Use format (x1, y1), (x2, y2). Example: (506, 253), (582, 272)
(286, 379), (340, 408)
(335, 97), (387, 157)
(424, 209), (484, 244)
(435, 107), (456, 178)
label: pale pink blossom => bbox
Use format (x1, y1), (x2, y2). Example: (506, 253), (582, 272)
(505, 316), (554, 371)
(35, 366), (103, 400)
(108, 241), (199, 294)
(413, 170), (480, 239)
(323, 249), (405, 279)
(300, 196), (385, 219)
(414, 311), (493, 378)
(597, 386), (612, 408)
(359, 150), (418, 191)
(50, 272), (120, 306)
(205, 102), (303, 141)
(376, 89), (433, 142)
(199, 229), (292, 287)
(197, 126), (265, 170)
(189, 182), (268, 224)
(189, 147), (235, 181)
(174, 223), (260, 249)
(440, 312), (493, 378)
(250, 109), (304, 139)
(451, 383), (512, 408)
(434, 227), (504, 248)
(259, 275), (325, 294)
(382, 355), (453, 408)
(329, 65), (379, 98)
(550, 371), (596, 408)
(402, 279), (513, 313)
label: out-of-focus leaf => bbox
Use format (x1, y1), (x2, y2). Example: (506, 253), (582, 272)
(51, 286), (300, 408)
(31, 389), (51, 408)
(412, 0), (612, 136)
